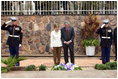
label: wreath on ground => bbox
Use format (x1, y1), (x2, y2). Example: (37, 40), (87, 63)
(51, 63), (82, 71)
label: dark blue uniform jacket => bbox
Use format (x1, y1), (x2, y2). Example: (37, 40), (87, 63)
(1, 23), (23, 47)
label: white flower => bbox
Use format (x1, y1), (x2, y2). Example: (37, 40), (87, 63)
(53, 63), (80, 70)
(57, 65), (60, 67)
(64, 66), (67, 69)
(73, 64), (79, 68)
(66, 63), (72, 66)
(66, 63), (72, 67)
(70, 66), (74, 70)
(54, 66), (57, 69)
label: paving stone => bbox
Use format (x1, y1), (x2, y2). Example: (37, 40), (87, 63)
(1, 70), (117, 78)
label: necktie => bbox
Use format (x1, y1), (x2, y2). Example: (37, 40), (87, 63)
(66, 28), (68, 35)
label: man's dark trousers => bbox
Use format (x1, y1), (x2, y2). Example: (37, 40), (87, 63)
(63, 43), (74, 64)
(115, 44), (117, 60)
(101, 47), (111, 64)
(9, 45), (19, 66)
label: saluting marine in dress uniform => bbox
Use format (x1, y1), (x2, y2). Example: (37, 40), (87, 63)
(1, 17), (23, 66)
(96, 19), (112, 64)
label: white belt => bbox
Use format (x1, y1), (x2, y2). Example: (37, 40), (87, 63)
(101, 36), (110, 39)
(9, 35), (19, 37)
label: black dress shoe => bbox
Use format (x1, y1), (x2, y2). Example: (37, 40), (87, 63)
(114, 59), (117, 61)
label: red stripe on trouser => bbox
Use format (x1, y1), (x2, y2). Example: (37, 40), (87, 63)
(101, 47), (103, 64)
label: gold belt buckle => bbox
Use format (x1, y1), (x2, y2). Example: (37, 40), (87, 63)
(12, 35), (14, 37)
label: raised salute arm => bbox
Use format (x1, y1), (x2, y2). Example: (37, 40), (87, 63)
(1, 20), (12, 30)
(5, 20), (12, 24)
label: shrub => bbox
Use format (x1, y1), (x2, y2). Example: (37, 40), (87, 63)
(26, 65), (36, 71)
(97, 64), (106, 70)
(95, 64), (99, 69)
(105, 64), (111, 69)
(106, 62), (117, 70)
(1, 55), (26, 73)
(95, 62), (117, 70)
(1, 67), (8, 73)
(82, 38), (99, 47)
(39, 64), (47, 71)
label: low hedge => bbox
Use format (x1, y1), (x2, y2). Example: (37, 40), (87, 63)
(38, 64), (47, 71)
(26, 65), (36, 71)
(26, 64), (47, 71)
(95, 62), (117, 70)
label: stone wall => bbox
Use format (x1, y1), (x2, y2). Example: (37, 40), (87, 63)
(1, 15), (117, 56)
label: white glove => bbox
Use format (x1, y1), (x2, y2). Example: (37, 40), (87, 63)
(5, 20), (12, 24)
(19, 44), (22, 47)
(64, 41), (66, 43)
(101, 24), (105, 28)
(111, 45), (112, 48)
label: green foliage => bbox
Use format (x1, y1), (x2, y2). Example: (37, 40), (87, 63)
(95, 64), (99, 69)
(81, 14), (100, 39)
(105, 63), (111, 69)
(82, 38), (99, 47)
(1, 67), (8, 73)
(97, 64), (106, 70)
(26, 65), (36, 71)
(51, 65), (66, 71)
(74, 67), (82, 70)
(39, 64), (47, 71)
(106, 62), (117, 70)
(95, 62), (117, 70)
(1, 55), (26, 73)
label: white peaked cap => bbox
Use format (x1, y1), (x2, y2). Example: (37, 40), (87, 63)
(103, 19), (109, 24)
(10, 17), (17, 21)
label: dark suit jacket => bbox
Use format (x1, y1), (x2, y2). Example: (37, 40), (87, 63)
(61, 26), (75, 45)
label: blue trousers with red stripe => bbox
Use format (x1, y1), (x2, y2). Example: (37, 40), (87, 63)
(9, 46), (20, 66)
(101, 47), (111, 64)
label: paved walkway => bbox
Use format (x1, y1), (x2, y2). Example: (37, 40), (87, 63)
(2, 57), (115, 67)
(1, 70), (117, 78)
(17, 57), (115, 67)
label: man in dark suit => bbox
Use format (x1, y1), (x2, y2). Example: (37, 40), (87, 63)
(114, 27), (117, 61)
(61, 21), (75, 64)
